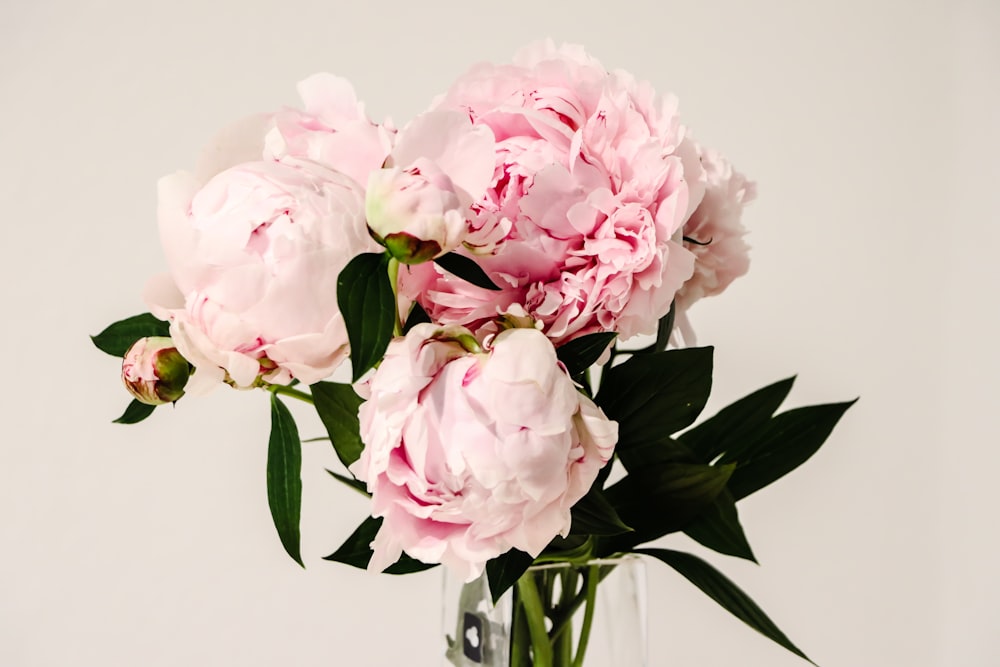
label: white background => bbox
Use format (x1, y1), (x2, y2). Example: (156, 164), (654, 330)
(2, 1), (997, 665)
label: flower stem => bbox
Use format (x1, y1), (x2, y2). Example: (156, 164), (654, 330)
(571, 565), (600, 667)
(266, 383), (314, 404)
(517, 573), (553, 666)
(387, 257), (403, 336)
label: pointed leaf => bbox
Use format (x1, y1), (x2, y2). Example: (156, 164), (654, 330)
(680, 376), (796, 463)
(337, 252), (397, 382)
(323, 515), (437, 574)
(402, 300), (431, 334)
(556, 332), (617, 377)
(112, 399), (156, 424)
(91, 313), (170, 357)
(311, 381), (365, 468)
(727, 399), (857, 500)
(596, 347), (713, 451)
(267, 394), (303, 567)
(485, 548), (534, 604)
(325, 469), (370, 497)
(637, 548), (815, 664)
(682, 490), (756, 562)
(569, 488), (632, 536)
(653, 300), (676, 353)
(433, 252), (501, 290)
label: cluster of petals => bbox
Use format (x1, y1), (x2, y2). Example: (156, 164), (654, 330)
(351, 323), (618, 581)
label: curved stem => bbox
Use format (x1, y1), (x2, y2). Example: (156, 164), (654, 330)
(266, 384), (314, 404)
(572, 565), (600, 667)
(517, 574), (553, 666)
(387, 257), (403, 336)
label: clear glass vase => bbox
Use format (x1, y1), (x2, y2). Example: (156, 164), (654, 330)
(442, 556), (647, 666)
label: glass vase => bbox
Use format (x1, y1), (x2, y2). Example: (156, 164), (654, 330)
(443, 556), (647, 666)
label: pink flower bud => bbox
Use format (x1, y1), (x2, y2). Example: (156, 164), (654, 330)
(121, 337), (192, 405)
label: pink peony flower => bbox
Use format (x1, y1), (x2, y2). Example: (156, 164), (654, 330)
(351, 323), (618, 581)
(400, 41), (705, 345)
(675, 145), (754, 311)
(145, 158), (379, 391)
(121, 336), (191, 405)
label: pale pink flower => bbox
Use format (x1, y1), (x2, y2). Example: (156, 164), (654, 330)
(673, 145), (754, 338)
(121, 337), (191, 405)
(145, 159), (379, 391)
(351, 324), (618, 581)
(400, 41), (705, 344)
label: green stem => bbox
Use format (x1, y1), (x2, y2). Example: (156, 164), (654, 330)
(572, 566), (600, 667)
(517, 574), (553, 667)
(266, 384), (314, 404)
(387, 257), (403, 336)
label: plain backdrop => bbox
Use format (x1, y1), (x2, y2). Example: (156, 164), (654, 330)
(2, 1), (997, 665)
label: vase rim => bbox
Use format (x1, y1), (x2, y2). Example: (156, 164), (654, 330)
(526, 554), (642, 572)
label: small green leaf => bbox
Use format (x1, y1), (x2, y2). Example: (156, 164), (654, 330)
(485, 548), (535, 604)
(726, 399), (857, 500)
(310, 381), (365, 468)
(637, 548), (815, 664)
(569, 488), (632, 536)
(433, 252), (501, 291)
(596, 347), (714, 451)
(556, 332), (617, 377)
(682, 490), (757, 562)
(337, 252), (397, 382)
(653, 301), (676, 353)
(605, 462), (734, 549)
(112, 399), (156, 424)
(402, 301), (431, 334)
(91, 313), (170, 357)
(267, 394), (303, 567)
(680, 376), (796, 464)
(325, 469), (370, 497)
(323, 516), (437, 574)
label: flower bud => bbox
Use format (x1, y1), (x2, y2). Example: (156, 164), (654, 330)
(365, 158), (468, 265)
(121, 337), (192, 405)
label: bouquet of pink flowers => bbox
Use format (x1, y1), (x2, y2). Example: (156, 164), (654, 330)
(93, 41), (853, 666)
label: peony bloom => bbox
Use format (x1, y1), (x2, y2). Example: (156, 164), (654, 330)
(146, 158), (379, 391)
(121, 337), (191, 405)
(400, 41), (705, 345)
(351, 323), (618, 581)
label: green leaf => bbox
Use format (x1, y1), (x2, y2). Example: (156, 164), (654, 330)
(653, 300), (676, 353)
(680, 376), (796, 464)
(569, 488), (632, 536)
(112, 399), (156, 424)
(616, 436), (699, 472)
(310, 381), (365, 468)
(637, 548), (815, 664)
(323, 516), (437, 574)
(325, 469), (370, 497)
(91, 313), (170, 357)
(556, 332), (617, 377)
(402, 301), (431, 334)
(337, 252), (397, 382)
(267, 394), (303, 567)
(726, 399), (857, 501)
(605, 462), (734, 550)
(682, 490), (757, 562)
(433, 252), (501, 290)
(596, 347), (713, 452)
(485, 548), (534, 604)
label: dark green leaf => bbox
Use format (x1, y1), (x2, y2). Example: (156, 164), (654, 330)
(485, 548), (535, 604)
(597, 348), (713, 454)
(402, 301), (431, 334)
(556, 332), (617, 377)
(325, 469), (370, 497)
(323, 516), (437, 574)
(682, 490), (756, 562)
(616, 436), (699, 471)
(680, 376), (796, 463)
(112, 399), (156, 424)
(433, 252), (501, 291)
(637, 548), (815, 664)
(337, 252), (397, 382)
(653, 301), (676, 353)
(569, 488), (632, 536)
(91, 313), (170, 357)
(310, 381), (365, 468)
(267, 394), (303, 567)
(605, 462), (734, 550)
(727, 399), (857, 500)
